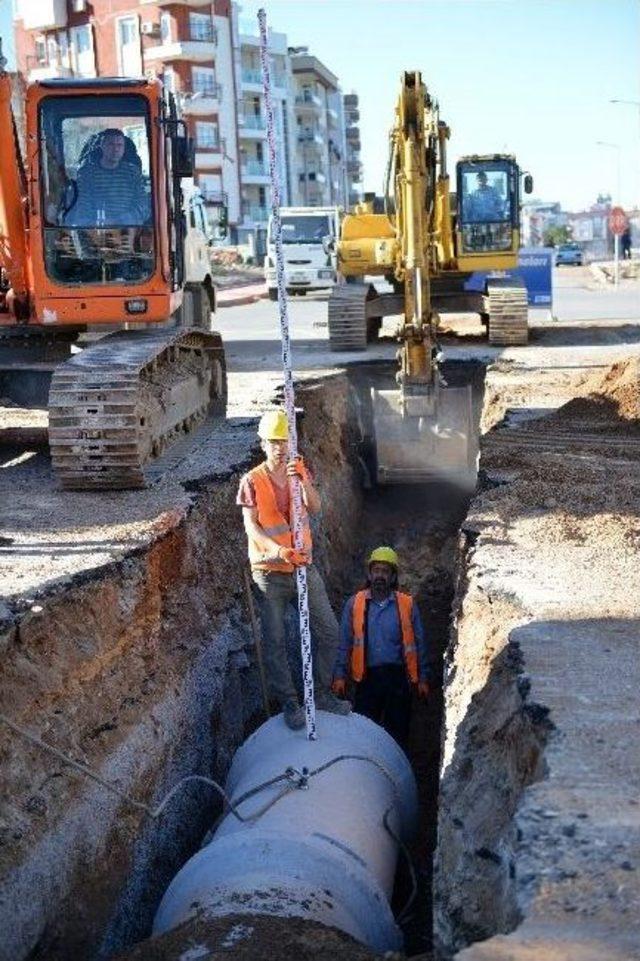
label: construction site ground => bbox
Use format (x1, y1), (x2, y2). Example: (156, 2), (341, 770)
(1, 265), (639, 960)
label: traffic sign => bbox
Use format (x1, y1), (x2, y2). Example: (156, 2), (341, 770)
(608, 206), (628, 236)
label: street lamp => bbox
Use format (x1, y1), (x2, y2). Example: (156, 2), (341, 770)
(610, 98), (640, 134)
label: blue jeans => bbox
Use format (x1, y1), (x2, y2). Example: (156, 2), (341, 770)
(252, 565), (340, 706)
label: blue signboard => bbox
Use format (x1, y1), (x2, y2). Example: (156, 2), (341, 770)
(464, 247), (554, 307)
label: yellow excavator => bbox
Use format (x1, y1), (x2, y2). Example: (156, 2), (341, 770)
(329, 71), (533, 485)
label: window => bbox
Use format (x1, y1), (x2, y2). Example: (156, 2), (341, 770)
(281, 214), (330, 244)
(160, 13), (171, 44)
(47, 36), (58, 66)
(460, 168), (509, 224)
(191, 66), (217, 97)
(196, 122), (219, 149)
(70, 24), (95, 77)
(458, 162), (513, 253)
(58, 31), (69, 68)
(39, 93), (154, 286)
(189, 12), (214, 42)
(162, 65), (175, 93)
(199, 173), (223, 203)
(35, 38), (47, 64)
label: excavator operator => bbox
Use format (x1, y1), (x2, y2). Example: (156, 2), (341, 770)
(68, 128), (150, 228)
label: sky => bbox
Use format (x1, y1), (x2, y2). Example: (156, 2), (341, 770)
(2, 0), (639, 211)
(240, 0), (640, 212)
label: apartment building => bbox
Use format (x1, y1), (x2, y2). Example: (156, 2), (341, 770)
(289, 47), (348, 209)
(13, 0), (240, 233)
(12, 2), (360, 253)
(231, 9), (290, 251)
(343, 92), (362, 207)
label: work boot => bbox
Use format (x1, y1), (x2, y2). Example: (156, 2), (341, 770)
(282, 699), (305, 730)
(316, 690), (352, 716)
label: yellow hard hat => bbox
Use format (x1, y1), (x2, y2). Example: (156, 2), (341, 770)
(258, 409), (289, 441)
(368, 546), (399, 568)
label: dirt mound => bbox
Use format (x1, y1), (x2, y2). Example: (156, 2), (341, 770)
(517, 359), (640, 436)
(113, 914), (386, 961)
(576, 358), (640, 421)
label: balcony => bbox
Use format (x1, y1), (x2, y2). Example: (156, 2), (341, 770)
(295, 92), (322, 110)
(201, 189), (227, 206)
(241, 68), (263, 91)
(241, 159), (270, 183)
(27, 63), (73, 81)
(298, 130), (324, 147)
(345, 108), (360, 124)
(242, 202), (269, 223)
(344, 94), (359, 108)
(195, 145), (222, 168)
(143, 31), (217, 63)
(239, 114), (267, 138)
(179, 83), (222, 115)
(346, 126), (360, 142)
(347, 160), (362, 177)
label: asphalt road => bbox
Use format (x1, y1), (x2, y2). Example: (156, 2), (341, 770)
(553, 265), (640, 321)
(215, 267), (640, 376)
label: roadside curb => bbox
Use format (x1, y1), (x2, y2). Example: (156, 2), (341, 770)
(217, 285), (268, 308)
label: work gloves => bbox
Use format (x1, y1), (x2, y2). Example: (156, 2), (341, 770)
(278, 545), (309, 566)
(286, 455), (311, 485)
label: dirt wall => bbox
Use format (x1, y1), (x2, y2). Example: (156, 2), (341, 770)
(0, 374), (362, 961)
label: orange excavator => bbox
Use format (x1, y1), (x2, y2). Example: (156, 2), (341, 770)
(0, 49), (226, 489)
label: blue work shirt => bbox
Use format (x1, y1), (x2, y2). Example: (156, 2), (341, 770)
(335, 592), (430, 681)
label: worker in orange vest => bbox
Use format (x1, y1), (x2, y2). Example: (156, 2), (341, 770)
(237, 409), (351, 730)
(333, 546), (430, 750)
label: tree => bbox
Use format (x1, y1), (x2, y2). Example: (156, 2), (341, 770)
(543, 224), (572, 248)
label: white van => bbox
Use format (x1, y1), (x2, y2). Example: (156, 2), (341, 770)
(265, 206), (341, 300)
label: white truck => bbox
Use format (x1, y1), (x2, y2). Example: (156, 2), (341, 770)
(180, 183), (218, 324)
(265, 206), (341, 300)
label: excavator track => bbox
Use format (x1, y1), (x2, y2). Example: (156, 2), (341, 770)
(485, 282), (529, 346)
(328, 284), (370, 351)
(48, 327), (226, 490)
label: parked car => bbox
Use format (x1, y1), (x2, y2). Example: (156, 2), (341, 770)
(555, 243), (583, 266)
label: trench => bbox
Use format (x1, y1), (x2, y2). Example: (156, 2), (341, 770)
(0, 359), (551, 961)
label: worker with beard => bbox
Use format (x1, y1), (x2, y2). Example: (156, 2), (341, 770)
(237, 410), (351, 730)
(332, 547), (430, 750)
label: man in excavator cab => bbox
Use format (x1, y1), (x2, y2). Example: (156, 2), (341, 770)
(466, 170), (505, 223)
(40, 99), (156, 285)
(68, 127), (150, 228)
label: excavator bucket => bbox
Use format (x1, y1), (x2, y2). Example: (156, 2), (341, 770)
(371, 381), (476, 486)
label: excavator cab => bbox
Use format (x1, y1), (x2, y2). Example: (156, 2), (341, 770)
(455, 155), (531, 269)
(26, 77), (190, 325)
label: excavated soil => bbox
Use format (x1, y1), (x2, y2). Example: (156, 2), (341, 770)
(436, 352), (640, 960)
(0, 374), (362, 961)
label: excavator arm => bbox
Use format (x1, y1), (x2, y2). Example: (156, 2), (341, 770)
(371, 72), (475, 486)
(0, 53), (31, 320)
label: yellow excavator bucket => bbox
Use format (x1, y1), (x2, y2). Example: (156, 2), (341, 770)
(372, 381), (476, 487)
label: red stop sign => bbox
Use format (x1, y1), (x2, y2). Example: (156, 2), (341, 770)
(609, 206), (628, 236)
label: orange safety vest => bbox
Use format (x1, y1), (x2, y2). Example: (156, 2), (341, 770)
(350, 589), (418, 683)
(246, 463), (313, 574)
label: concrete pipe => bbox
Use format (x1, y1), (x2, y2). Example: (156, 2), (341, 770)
(153, 710), (419, 952)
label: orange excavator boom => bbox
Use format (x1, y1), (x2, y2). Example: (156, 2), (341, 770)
(0, 62), (31, 317)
